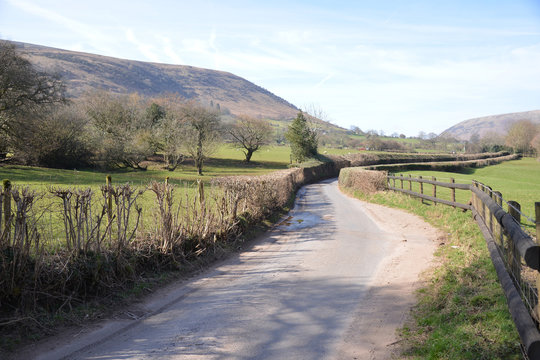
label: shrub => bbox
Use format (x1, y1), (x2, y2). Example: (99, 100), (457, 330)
(338, 168), (388, 194)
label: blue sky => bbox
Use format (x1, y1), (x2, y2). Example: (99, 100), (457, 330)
(1, 0), (539, 136)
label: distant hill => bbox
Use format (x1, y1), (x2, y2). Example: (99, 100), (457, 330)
(440, 110), (540, 141)
(12, 41), (299, 120)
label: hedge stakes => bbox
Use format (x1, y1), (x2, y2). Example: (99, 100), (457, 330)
(3, 179), (11, 240)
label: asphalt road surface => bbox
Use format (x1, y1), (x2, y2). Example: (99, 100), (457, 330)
(23, 179), (436, 360)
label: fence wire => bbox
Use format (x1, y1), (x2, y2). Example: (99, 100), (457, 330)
(473, 180), (537, 226)
(492, 219), (538, 322)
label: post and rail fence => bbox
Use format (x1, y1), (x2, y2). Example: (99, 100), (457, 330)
(387, 174), (540, 359)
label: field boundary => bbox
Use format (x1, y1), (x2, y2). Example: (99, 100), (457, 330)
(386, 173), (540, 359)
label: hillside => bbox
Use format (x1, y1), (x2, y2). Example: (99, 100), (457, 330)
(12, 41), (298, 120)
(440, 110), (540, 141)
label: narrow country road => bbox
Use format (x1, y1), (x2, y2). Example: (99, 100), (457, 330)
(19, 179), (438, 360)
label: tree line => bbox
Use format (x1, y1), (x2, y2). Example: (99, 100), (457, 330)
(1, 41), (319, 173)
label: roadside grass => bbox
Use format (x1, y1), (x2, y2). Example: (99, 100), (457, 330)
(344, 188), (522, 359)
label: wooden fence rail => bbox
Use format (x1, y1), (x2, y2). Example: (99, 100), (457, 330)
(387, 173), (540, 359)
(387, 174), (470, 210)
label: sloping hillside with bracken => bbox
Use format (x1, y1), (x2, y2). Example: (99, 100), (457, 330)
(13, 41), (299, 120)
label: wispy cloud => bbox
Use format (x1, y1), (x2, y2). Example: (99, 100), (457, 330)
(124, 28), (162, 63)
(5, 0), (119, 56)
(314, 73), (335, 89)
(158, 36), (184, 65)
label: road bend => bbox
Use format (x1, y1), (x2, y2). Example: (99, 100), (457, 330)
(28, 179), (421, 360)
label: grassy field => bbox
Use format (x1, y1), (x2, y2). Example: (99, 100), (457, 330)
(390, 157), (540, 229)
(0, 145), (287, 189)
(0, 144), (360, 189)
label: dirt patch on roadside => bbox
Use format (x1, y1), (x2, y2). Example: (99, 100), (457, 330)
(336, 200), (443, 360)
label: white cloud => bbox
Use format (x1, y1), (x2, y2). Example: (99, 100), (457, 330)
(123, 28), (162, 63)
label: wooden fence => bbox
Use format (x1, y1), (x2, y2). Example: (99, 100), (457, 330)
(387, 174), (540, 359)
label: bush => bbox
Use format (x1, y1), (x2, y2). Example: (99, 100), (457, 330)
(338, 168), (388, 194)
(9, 106), (91, 168)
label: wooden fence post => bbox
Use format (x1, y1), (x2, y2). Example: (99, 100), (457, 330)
(3, 179), (11, 240)
(106, 175), (112, 240)
(470, 181), (475, 212)
(477, 183), (486, 219)
(508, 200), (522, 286)
(486, 186), (494, 234)
(419, 175), (424, 204)
(508, 201), (521, 224)
(198, 179), (205, 205)
(408, 174), (412, 191)
(494, 191), (503, 247)
(432, 176), (437, 206)
(450, 178), (455, 208)
(400, 174), (403, 189)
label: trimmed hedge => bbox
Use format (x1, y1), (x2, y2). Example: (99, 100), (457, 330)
(338, 168), (388, 194)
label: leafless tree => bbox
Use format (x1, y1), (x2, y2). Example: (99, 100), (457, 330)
(505, 120), (538, 155)
(0, 41), (65, 116)
(0, 41), (65, 156)
(480, 131), (505, 152)
(181, 102), (221, 175)
(155, 96), (186, 171)
(228, 115), (273, 162)
(84, 91), (154, 170)
(11, 104), (90, 167)
(531, 129), (540, 159)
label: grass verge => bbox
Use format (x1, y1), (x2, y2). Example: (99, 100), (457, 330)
(341, 187), (522, 359)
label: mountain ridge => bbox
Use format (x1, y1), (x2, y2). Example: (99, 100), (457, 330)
(440, 110), (540, 141)
(12, 41), (299, 120)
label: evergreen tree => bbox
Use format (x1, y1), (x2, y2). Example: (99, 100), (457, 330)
(285, 111), (318, 163)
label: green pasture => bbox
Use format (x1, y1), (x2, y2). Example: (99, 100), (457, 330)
(0, 144), (360, 190)
(0, 144), (289, 188)
(0, 144), (295, 245)
(390, 157), (540, 228)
